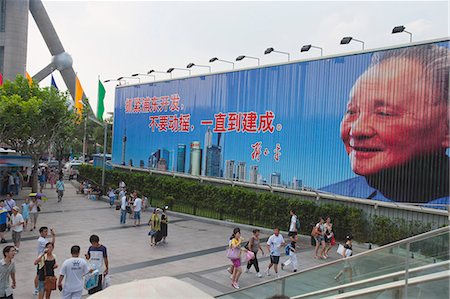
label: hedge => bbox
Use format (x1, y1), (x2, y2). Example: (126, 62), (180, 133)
(80, 165), (434, 246)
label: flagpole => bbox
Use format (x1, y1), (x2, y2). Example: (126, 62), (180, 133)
(82, 109), (87, 163)
(100, 75), (108, 189)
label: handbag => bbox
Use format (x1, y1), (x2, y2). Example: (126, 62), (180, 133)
(43, 259), (56, 291)
(337, 244), (345, 256)
(330, 235), (336, 246)
(226, 247), (240, 260)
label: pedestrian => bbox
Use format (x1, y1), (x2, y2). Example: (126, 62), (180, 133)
(29, 196), (41, 231)
(21, 198), (29, 231)
(148, 208), (161, 246)
(229, 228), (243, 289)
(334, 234), (353, 282)
(34, 227), (56, 296)
(107, 188), (115, 208)
(39, 168), (46, 193)
(9, 208), (23, 253)
(13, 173), (19, 196)
(58, 245), (91, 299)
(132, 191), (142, 227)
(312, 217), (326, 259)
(265, 227), (285, 278)
(288, 210), (300, 237)
(85, 235), (108, 295)
(281, 234), (298, 272)
(7, 173), (14, 196)
(323, 216), (334, 258)
(118, 181), (126, 189)
(119, 193), (127, 225)
(0, 202), (7, 244)
(0, 246), (16, 299)
(245, 229), (264, 278)
(48, 170), (56, 189)
(56, 177), (64, 203)
(160, 206), (168, 243)
(4, 194), (15, 219)
(34, 242), (57, 299)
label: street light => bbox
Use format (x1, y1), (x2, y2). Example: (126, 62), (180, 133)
(117, 76), (141, 84)
(104, 79), (121, 85)
(209, 57), (235, 69)
(236, 55), (260, 66)
(186, 63), (211, 73)
(131, 73), (156, 80)
(340, 37), (365, 50)
(264, 47), (290, 61)
(166, 67), (191, 79)
(392, 25), (413, 42)
(147, 69), (168, 75)
(301, 44), (323, 56)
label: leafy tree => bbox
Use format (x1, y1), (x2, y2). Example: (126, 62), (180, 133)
(0, 75), (76, 191)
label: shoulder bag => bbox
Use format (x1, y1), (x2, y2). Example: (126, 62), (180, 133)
(43, 259), (57, 291)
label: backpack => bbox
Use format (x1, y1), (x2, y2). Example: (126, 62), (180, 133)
(296, 218), (301, 230)
(285, 244), (291, 256)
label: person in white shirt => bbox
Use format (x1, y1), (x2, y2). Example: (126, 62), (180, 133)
(58, 245), (91, 299)
(120, 195), (127, 225)
(288, 210), (298, 237)
(265, 228), (285, 278)
(34, 227), (56, 295)
(10, 207), (24, 251)
(132, 191), (142, 227)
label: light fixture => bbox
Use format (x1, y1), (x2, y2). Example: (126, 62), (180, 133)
(264, 47), (290, 61)
(147, 69), (168, 75)
(235, 55), (260, 66)
(186, 63), (211, 73)
(300, 44), (323, 56)
(166, 67), (191, 79)
(209, 57), (235, 69)
(340, 37), (365, 50)
(392, 25), (412, 42)
(131, 73), (156, 80)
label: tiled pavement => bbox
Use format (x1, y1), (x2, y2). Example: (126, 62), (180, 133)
(3, 182), (365, 298)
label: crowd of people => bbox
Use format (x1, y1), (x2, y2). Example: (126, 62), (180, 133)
(225, 210), (352, 289)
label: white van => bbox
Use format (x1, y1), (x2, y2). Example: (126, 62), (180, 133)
(63, 161), (83, 179)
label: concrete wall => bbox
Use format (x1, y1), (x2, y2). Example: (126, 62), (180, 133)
(0, 0), (29, 81)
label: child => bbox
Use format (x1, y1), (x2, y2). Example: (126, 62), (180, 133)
(282, 234), (298, 272)
(229, 228), (243, 289)
(108, 188), (116, 208)
(21, 198), (30, 230)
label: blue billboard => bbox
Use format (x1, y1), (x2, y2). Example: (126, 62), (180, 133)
(113, 39), (449, 206)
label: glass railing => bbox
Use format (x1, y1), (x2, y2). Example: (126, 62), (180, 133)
(217, 226), (449, 299)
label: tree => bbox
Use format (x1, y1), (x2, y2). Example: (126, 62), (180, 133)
(0, 75), (76, 191)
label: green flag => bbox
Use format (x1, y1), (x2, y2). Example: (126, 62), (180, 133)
(97, 79), (106, 121)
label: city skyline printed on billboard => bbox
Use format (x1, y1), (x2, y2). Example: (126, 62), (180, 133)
(112, 39), (449, 206)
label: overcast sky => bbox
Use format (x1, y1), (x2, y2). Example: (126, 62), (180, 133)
(27, 1), (449, 116)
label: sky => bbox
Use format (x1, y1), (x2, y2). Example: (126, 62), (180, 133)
(27, 1), (449, 117)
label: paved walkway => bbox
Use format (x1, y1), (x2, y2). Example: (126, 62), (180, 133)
(4, 181), (364, 298)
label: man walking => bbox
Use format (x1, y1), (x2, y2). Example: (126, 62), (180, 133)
(58, 245), (91, 299)
(0, 202), (7, 244)
(85, 235), (108, 295)
(132, 191), (142, 227)
(288, 210), (299, 237)
(0, 246), (16, 299)
(265, 227), (285, 278)
(9, 208), (24, 253)
(7, 174), (14, 196)
(120, 193), (127, 225)
(56, 177), (65, 202)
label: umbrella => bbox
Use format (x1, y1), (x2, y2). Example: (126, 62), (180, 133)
(28, 193), (48, 201)
(88, 276), (214, 299)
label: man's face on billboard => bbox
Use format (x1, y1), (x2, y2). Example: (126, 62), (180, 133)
(340, 57), (449, 176)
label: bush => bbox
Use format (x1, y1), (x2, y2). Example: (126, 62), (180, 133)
(79, 165), (437, 245)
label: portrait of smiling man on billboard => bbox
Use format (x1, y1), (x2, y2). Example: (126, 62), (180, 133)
(321, 44), (449, 206)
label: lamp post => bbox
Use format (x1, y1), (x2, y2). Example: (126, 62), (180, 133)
(264, 47), (290, 61)
(104, 79), (121, 85)
(300, 44), (323, 56)
(117, 76), (141, 84)
(209, 57), (235, 69)
(186, 63), (211, 73)
(236, 55), (260, 66)
(131, 73), (156, 81)
(392, 26), (413, 42)
(166, 67), (191, 79)
(340, 37), (365, 50)
(101, 112), (113, 189)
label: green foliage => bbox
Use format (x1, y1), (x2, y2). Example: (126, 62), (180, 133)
(80, 165), (435, 245)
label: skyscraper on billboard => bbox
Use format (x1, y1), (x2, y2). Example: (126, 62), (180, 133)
(225, 160), (235, 179)
(149, 149), (161, 169)
(271, 172), (281, 186)
(237, 162), (247, 182)
(202, 128), (213, 175)
(190, 141), (202, 176)
(257, 174), (265, 185)
(206, 145), (221, 177)
(292, 176), (303, 190)
(177, 144), (186, 173)
(250, 165), (258, 184)
(157, 158), (168, 171)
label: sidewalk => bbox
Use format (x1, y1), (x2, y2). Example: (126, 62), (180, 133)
(9, 180), (364, 298)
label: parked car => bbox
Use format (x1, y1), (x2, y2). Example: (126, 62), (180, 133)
(63, 162), (83, 180)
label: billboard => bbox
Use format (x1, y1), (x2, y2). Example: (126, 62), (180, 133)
(113, 39), (449, 206)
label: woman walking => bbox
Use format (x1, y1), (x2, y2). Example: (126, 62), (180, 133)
(229, 228), (243, 289)
(148, 208), (161, 246)
(334, 234), (353, 282)
(323, 216), (334, 258)
(34, 242), (58, 299)
(245, 229), (264, 278)
(161, 207), (169, 243)
(312, 217), (326, 259)
(29, 196), (41, 231)
(21, 198), (30, 230)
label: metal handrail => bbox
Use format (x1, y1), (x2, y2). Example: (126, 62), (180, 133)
(320, 270), (450, 299)
(216, 226), (449, 297)
(291, 261), (449, 299)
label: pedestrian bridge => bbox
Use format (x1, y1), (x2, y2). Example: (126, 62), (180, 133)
(217, 226), (449, 299)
